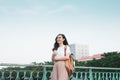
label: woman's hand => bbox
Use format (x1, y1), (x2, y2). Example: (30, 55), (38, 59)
(54, 54), (70, 61)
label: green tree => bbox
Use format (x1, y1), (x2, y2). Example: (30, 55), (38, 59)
(82, 51), (120, 68)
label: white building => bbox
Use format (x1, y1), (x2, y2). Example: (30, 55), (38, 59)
(70, 44), (89, 60)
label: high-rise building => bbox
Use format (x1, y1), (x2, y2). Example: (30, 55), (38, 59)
(70, 44), (89, 60)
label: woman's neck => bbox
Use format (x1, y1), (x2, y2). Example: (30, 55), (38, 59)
(59, 43), (64, 47)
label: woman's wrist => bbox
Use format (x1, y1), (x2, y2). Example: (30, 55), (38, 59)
(54, 57), (57, 61)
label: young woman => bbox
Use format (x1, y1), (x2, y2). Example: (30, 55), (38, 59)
(50, 34), (71, 80)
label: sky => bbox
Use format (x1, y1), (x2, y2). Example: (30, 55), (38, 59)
(0, 0), (120, 64)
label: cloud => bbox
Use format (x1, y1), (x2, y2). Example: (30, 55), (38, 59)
(47, 5), (78, 15)
(0, 5), (46, 16)
(0, 5), (78, 16)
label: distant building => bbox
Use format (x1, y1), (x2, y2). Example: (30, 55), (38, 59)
(78, 54), (103, 62)
(70, 44), (89, 60)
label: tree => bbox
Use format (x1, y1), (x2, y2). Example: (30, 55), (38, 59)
(80, 51), (120, 68)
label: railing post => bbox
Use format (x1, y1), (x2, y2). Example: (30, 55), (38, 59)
(80, 72), (83, 80)
(29, 71), (34, 80)
(98, 73), (101, 80)
(84, 72), (88, 80)
(112, 73), (115, 80)
(15, 71), (20, 80)
(102, 73), (105, 80)
(9, 71), (12, 80)
(76, 72), (78, 80)
(109, 73), (111, 80)
(1, 72), (5, 80)
(42, 66), (47, 80)
(23, 71), (26, 80)
(116, 73), (118, 80)
(50, 71), (52, 78)
(94, 72), (97, 80)
(89, 69), (93, 80)
(36, 72), (40, 80)
(105, 72), (109, 80)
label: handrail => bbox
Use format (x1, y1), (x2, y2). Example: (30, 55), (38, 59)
(0, 63), (41, 66)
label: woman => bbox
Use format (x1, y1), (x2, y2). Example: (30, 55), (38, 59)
(50, 34), (71, 80)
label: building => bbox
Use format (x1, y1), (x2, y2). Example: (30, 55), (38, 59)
(78, 54), (103, 62)
(70, 44), (89, 60)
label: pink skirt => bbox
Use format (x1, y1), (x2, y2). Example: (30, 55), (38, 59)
(50, 61), (68, 80)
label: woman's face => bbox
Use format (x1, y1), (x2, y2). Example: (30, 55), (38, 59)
(57, 35), (65, 44)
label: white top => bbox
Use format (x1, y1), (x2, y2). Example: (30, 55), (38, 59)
(55, 45), (71, 58)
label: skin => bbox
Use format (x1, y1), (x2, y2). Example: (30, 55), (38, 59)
(52, 35), (69, 61)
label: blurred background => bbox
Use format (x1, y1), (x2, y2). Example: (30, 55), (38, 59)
(0, 0), (120, 64)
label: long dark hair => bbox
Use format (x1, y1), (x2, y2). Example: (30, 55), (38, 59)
(52, 34), (69, 51)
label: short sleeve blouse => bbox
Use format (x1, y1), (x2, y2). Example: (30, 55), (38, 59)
(55, 45), (71, 58)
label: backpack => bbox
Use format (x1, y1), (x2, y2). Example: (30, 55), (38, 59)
(64, 46), (75, 76)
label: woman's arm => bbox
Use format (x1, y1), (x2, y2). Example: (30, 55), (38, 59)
(54, 45), (71, 61)
(51, 50), (57, 61)
(54, 54), (70, 61)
